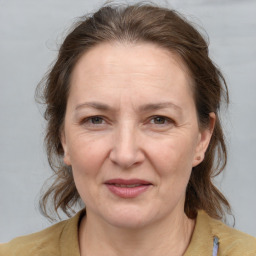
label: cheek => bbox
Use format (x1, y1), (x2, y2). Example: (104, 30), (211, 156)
(68, 136), (110, 205)
(68, 135), (109, 178)
(142, 137), (195, 212)
(148, 135), (197, 177)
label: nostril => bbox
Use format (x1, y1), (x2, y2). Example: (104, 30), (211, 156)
(109, 132), (145, 168)
(109, 149), (140, 168)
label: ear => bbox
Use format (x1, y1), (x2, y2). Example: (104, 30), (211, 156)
(61, 129), (71, 166)
(193, 112), (216, 167)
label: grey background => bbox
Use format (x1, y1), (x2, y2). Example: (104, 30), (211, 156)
(0, 0), (255, 242)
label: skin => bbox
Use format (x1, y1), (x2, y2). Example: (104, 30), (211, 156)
(61, 42), (215, 256)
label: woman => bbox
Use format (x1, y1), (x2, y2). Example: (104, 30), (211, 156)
(1, 3), (255, 256)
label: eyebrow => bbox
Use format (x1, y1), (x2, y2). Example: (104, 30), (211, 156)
(75, 102), (111, 111)
(75, 101), (182, 113)
(138, 102), (182, 113)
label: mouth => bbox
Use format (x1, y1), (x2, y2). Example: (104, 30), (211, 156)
(110, 184), (145, 188)
(104, 179), (152, 198)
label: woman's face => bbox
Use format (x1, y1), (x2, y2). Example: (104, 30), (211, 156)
(62, 42), (213, 228)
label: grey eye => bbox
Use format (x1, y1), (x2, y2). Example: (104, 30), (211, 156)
(152, 116), (166, 124)
(90, 116), (104, 124)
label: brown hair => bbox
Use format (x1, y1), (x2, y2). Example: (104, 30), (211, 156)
(37, 2), (231, 220)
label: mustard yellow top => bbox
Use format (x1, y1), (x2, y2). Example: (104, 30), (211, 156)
(1, 210), (256, 256)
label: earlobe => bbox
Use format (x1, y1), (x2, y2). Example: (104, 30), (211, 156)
(63, 153), (71, 166)
(61, 130), (71, 166)
(193, 112), (216, 167)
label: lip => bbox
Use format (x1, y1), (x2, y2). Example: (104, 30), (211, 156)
(104, 179), (152, 198)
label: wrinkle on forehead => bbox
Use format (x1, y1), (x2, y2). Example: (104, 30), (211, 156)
(67, 42), (196, 122)
(70, 41), (193, 93)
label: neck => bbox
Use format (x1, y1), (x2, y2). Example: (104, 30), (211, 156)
(79, 209), (195, 256)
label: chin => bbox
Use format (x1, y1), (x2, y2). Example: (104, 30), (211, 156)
(106, 215), (150, 229)
(99, 205), (159, 230)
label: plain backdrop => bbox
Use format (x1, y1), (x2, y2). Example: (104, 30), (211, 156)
(0, 0), (256, 242)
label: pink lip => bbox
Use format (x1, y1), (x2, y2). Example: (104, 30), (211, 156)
(104, 179), (152, 198)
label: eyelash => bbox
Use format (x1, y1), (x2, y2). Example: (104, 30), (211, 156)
(81, 116), (106, 125)
(148, 115), (174, 126)
(80, 115), (174, 128)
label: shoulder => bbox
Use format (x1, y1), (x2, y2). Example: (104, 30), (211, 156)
(0, 220), (66, 256)
(185, 210), (256, 256)
(204, 211), (256, 255)
(0, 210), (83, 256)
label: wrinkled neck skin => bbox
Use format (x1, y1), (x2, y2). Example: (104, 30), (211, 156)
(78, 202), (195, 256)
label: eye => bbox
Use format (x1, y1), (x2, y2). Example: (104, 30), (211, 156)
(149, 116), (173, 125)
(151, 116), (167, 124)
(89, 116), (104, 124)
(81, 116), (106, 126)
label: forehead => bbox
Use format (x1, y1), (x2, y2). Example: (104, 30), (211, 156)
(72, 42), (191, 81)
(69, 42), (194, 106)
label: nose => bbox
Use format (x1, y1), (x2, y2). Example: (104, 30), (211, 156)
(109, 123), (145, 169)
